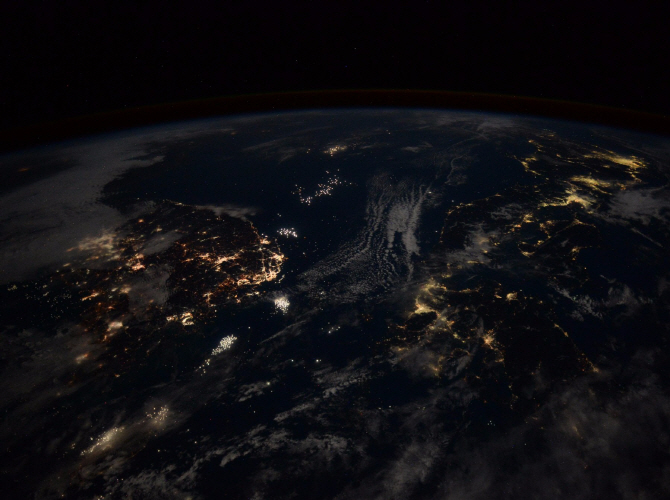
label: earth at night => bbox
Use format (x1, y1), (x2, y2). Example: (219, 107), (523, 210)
(1, 109), (670, 499)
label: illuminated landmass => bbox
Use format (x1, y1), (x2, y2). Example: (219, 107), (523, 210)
(0, 200), (284, 381)
(1, 111), (670, 500)
(387, 134), (666, 423)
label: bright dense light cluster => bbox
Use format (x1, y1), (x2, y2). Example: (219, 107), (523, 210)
(324, 145), (347, 156)
(296, 175), (347, 205)
(72, 231), (121, 262)
(212, 335), (237, 355)
(83, 426), (125, 455)
(278, 228), (298, 238)
(236, 248), (285, 286)
(146, 406), (169, 425)
(166, 311), (195, 326)
(274, 296), (290, 313)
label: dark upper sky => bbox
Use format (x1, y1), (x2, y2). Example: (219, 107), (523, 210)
(1, 2), (668, 133)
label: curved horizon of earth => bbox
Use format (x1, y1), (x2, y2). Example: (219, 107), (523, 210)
(1, 109), (670, 499)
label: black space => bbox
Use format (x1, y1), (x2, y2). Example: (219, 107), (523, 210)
(1, 2), (668, 133)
